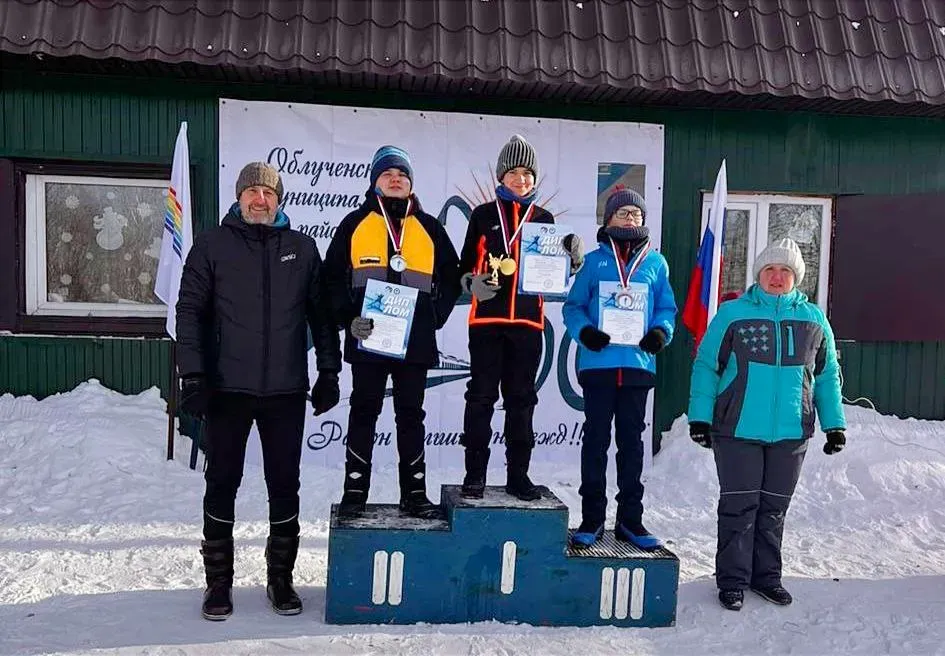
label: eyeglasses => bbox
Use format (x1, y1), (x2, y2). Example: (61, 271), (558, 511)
(614, 208), (644, 222)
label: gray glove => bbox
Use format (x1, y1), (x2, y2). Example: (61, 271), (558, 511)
(461, 272), (498, 302)
(562, 234), (584, 273)
(350, 316), (374, 340)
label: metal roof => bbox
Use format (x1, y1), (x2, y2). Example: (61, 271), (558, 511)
(4, 0), (945, 115)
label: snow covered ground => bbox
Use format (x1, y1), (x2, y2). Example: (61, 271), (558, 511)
(2, 379), (945, 655)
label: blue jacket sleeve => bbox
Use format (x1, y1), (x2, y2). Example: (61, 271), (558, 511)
(563, 253), (595, 342)
(650, 254), (678, 344)
(813, 310), (846, 431)
(687, 305), (733, 425)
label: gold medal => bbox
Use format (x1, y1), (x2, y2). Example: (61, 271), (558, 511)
(499, 257), (517, 276)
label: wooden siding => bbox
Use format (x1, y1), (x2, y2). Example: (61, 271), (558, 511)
(0, 335), (172, 400)
(3, 69), (945, 430)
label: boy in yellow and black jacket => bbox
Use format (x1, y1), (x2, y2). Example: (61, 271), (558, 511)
(324, 145), (461, 518)
(458, 135), (584, 500)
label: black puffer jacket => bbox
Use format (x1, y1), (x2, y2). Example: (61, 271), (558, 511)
(176, 205), (341, 395)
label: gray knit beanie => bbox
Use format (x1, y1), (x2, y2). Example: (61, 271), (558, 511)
(235, 162), (284, 203)
(602, 186), (646, 226)
(753, 238), (806, 286)
(496, 134), (539, 181)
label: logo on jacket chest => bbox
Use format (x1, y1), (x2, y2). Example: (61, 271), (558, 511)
(736, 323), (772, 356)
(280, 253), (297, 263)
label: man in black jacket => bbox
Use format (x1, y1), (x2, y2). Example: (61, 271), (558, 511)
(323, 145), (462, 519)
(176, 161), (342, 621)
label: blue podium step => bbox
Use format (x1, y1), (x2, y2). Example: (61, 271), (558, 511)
(325, 485), (679, 627)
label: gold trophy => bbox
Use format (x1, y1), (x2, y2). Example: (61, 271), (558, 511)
(486, 253), (518, 286)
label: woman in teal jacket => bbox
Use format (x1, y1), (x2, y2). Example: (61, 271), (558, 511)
(563, 186), (677, 550)
(688, 237), (846, 611)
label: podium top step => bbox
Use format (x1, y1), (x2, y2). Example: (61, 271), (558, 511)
(566, 530), (679, 561)
(441, 485), (568, 511)
(330, 504), (449, 531)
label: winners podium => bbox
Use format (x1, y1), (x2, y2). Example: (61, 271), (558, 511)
(325, 485), (679, 627)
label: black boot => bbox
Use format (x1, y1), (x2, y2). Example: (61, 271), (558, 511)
(398, 459), (439, 519)
(460, 448), (490, 498)
(505, 442), (541, 501)
(338, 459), (371, 517)
(266, 536), (302, 615)
(200, 538), (234, 621)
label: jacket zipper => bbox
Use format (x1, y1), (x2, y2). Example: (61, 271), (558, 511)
(262, 230), (271, 391)
(772, 295), (782, 440)
(509, 202), (519, 321)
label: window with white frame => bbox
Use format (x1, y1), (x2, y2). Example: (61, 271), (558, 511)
(25, 174), (170, 317)
(700, 193), (833, 311)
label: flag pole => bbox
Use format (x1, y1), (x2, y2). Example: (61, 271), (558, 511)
(155, 121), (192, 461)
(166, 340), (178, 461)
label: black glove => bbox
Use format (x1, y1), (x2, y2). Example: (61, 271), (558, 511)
(689, 422), (712, 449)
(311, 371), (340, 416)
(350, 316), (374, 341)
(823, 430), (846, 455)
(639, 327), (667, 354)
(579, 325), (611, 352)
(179, 375), (209, 417)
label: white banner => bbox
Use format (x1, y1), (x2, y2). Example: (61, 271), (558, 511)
(219, 100), (665, 469)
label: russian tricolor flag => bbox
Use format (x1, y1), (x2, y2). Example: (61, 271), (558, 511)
(682, 160), (728, 348)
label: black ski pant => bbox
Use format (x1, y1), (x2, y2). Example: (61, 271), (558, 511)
(462, 324), (542, 452)
(579, 380), (649, 527)
(712, 435), (808, 591)
(203, 391), (307, 540)
(345, 361), (428, 467)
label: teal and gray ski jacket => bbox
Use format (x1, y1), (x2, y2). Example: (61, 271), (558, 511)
(688, 284), (845, 442)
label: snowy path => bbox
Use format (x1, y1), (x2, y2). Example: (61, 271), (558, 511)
(2, 381), (945, 655)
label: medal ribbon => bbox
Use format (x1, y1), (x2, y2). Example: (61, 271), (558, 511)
(377, 194), (412, 255)
(495, 199), (536, 255)
(609, 237), (650, 289)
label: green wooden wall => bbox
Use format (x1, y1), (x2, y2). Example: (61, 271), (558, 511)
(0, 335), (172, 400)
(3, 68), (945, 429)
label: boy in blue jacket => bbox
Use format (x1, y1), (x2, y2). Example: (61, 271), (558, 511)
(562, 186), (677, 549)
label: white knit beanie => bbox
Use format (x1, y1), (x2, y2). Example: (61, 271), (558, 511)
(752, 238), (806, 286)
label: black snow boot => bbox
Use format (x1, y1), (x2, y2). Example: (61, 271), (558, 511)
(200, 538), (234, 621)
(266, 535), (302, 615)
(398, 459), (439, 519)
(505, 442), (541, 501)
(751, 584), (793, 606)
(338, 459), (371, 518)
(718, 589), (744, 611)
(460, 448), (490, 498)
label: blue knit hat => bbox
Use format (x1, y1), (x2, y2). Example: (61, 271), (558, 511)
(370, 145), (413, 190)
(602, 185), (646, 226)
